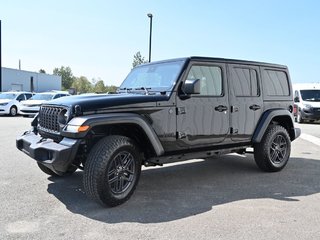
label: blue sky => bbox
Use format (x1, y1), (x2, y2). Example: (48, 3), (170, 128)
(0, 0), (319, 86)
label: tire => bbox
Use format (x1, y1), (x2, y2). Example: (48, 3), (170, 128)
(83, 135), (141, 207)
(297, 111), (304, 123)
(254, 125), (291, 172)
(37, 162), (77, 176)
(10, 106), (17, 116)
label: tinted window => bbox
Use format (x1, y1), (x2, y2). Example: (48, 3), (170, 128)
(16, 94), (25, 101)
(53, 94), (61, 99)
(263, 70), (289, 96)
(231, 67), (259, 96)
(187, 65), (222, 96)
(300, 90), (320, 102)
(25, 93), (33, 99)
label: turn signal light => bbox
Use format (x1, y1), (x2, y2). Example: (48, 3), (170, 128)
(78, 125), (90, 132)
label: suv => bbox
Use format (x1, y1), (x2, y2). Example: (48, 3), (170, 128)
(17, 57), (300, 207)
(0, 91), (33, 116)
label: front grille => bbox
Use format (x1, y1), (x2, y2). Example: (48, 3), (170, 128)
(38, 106), (66, 133)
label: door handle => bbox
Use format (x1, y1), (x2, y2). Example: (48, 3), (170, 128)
(214, 105), (228, 112)
(249, 104), (261, 111)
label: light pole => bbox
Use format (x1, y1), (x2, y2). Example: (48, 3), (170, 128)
(147, 13), (153, 62)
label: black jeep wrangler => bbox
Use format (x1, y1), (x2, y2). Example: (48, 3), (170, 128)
(17, 57), (301, 207)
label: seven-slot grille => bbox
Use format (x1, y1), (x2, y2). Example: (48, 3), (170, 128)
(39, 106), (66, 133)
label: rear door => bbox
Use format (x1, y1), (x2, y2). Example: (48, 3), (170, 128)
(176, 62), (229, 148)
(228, 64), (263, 142)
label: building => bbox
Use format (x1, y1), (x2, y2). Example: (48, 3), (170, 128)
(1, 67), (61, 92)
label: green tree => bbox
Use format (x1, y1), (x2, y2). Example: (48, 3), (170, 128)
(72, 76), (93, 93)
(94, 80), (107, 93)
(39, 69), (46, 73)
(105, 85), (118, 93)
(53, 66), (75, 90)
(132, 51), (147, 68)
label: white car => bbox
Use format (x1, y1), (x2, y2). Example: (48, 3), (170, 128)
(20, 92), (70, 117)
(0, 91), (33, 116)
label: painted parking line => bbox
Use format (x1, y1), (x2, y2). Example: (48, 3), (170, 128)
(300, 133), (320, 147)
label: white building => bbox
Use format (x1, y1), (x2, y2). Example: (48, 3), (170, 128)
(1, 67), (61, 92)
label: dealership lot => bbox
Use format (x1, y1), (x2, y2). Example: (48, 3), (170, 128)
(0, 117), (319, 240)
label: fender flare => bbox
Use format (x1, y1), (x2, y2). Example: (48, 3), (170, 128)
(62, 113), (164, 156)
(252, 109), (297, 143)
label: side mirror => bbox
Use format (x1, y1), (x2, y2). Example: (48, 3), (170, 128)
(294, 96), (300, 103)
(183, 79), (200, 95)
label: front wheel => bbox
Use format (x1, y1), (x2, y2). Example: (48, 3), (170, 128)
(83, 135), (141, 207)
(254, 125), (291, 172)
(10, 106), (17, 116)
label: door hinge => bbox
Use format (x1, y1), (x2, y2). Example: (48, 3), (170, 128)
(176, 132), (187, 139)
(231, 106), (239, 113)
(176, 107), (186, 115)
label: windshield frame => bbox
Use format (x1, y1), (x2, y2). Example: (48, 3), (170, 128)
(119, 59), (187, 94)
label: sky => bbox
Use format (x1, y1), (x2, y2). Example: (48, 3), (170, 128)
(0, 0), (319, 86)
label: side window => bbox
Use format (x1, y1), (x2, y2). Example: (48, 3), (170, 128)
(53, 94), (61, 99)
(186, 65), (222, 96)
(25, 93), (33, 100)
(263, 70), (289, 96)
(16, 94), (25, 101)
(231, 67), (259, 97)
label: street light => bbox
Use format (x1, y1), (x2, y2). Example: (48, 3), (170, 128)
(147, 13), (153, 62)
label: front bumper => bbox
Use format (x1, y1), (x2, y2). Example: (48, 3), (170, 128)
(20, 106), (40, 116)
(301, 108), (320, 121)
(16, 131), (81, 174)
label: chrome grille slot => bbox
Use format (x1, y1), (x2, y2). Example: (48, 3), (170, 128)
(39, 106), (66, 134)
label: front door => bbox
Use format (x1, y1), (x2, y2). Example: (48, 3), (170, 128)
(227, 64), (263, 142)
(176, 62), (229, 149)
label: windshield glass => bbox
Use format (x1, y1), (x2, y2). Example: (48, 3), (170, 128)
(0, 93), (17, 100)
(120, 60), (185, 92)
(300, 90), (320, 102)
(30, 93), (54, 101)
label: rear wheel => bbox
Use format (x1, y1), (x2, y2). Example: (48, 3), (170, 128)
(254, 125), (291, 172)
(10, 106), (17, 116)
(83, 135), (141, 207)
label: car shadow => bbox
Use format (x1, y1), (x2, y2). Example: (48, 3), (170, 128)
(47, 155), (320, 223)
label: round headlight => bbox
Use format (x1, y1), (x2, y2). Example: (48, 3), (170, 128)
(58, 109), (69, 125)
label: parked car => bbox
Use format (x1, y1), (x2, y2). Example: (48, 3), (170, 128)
(0, 91), (33, 116)
(293, 83), (320, 123)
(17, 57), (300, 207)
(20, 91), (70, 117)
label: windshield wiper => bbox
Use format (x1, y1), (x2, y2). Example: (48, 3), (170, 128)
(135, 87), (151, 95)
(119, 87), (132, 93)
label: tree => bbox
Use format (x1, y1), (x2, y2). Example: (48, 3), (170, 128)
(39, 69), (46, 73)
(105, 85), (118, 93)
(72, 76), (93, 93)
(94, 80), (107, 93)
(53, 66), (75, 90)
(132, 51), (147, 68)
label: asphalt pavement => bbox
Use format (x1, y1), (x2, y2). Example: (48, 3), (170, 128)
(0, 117), (319, 240)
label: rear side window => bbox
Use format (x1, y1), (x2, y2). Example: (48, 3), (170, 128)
(230, 67), (259, 97)
(25, 93), (33, 99)
(263, 70), (289, 96)
(187, 65), (222, 96)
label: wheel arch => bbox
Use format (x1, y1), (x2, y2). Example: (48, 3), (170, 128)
(252, 109), (296, 143)
(63, 113), (165, 157)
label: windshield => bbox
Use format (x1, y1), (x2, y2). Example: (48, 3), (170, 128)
(300, 90), (320, 102)
(0, 93), (17, 100)
(120, 60), (185, 92)
(30, 93), (54, 101)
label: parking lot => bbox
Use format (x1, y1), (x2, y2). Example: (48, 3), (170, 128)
(0, 116), (319, 240)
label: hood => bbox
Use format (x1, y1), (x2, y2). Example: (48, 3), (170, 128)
(302, 100), (320, 108)
(0, 99), (12, 104)
(44, 93), (170, 113)
(21, 99), (48, 106)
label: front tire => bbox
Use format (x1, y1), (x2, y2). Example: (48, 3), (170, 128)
(254, 125), (291, 172)
(83, 135), (141, 207)
(10, 106), (17, 116)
